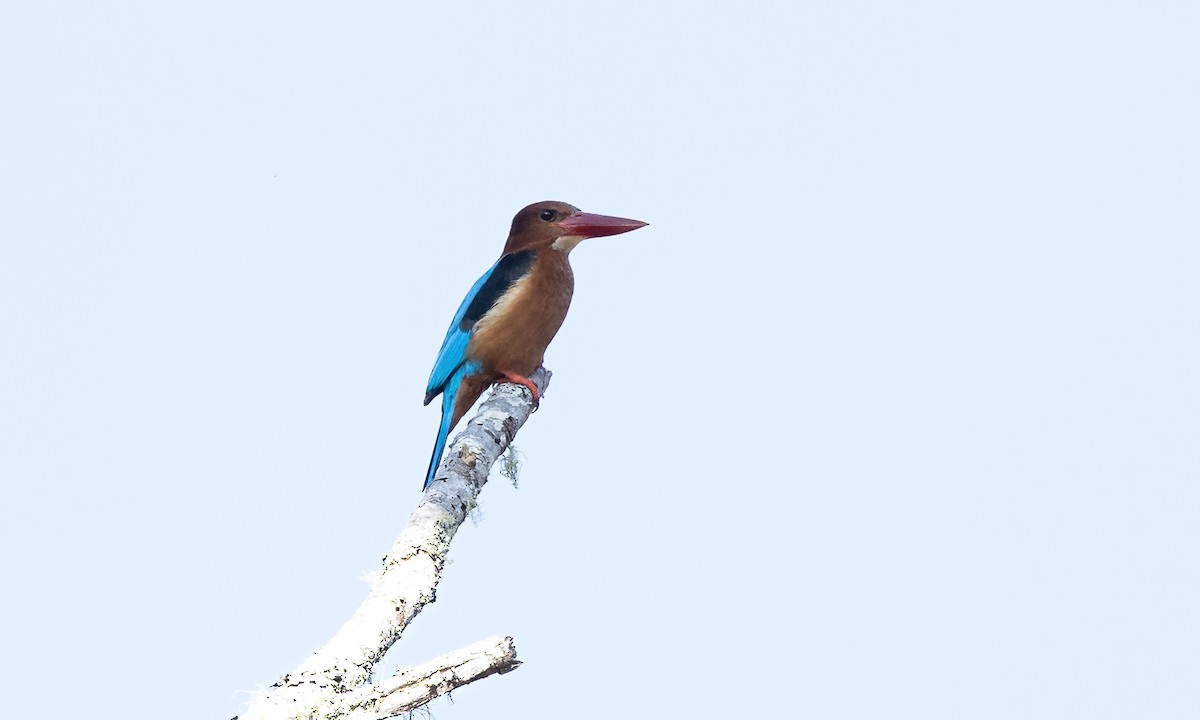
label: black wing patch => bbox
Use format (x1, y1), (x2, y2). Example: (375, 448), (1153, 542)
(459, 249), (536, 331)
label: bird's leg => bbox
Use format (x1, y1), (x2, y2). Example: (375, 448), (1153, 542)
(496, 371), (540, 411)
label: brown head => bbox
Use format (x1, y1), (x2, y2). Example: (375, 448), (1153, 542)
(502, 200), (647, 255)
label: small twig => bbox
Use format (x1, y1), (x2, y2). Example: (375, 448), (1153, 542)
(360, 635), (521, 717)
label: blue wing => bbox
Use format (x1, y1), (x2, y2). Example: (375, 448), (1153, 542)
(422, 248), (537, 490)
(424, 263), (495, 405)
(423, 249), (537, 404)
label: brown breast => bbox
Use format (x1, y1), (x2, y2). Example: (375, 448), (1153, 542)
(468, 250), (575, 378)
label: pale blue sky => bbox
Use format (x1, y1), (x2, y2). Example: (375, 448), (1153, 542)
(1, 2), (1197, 718)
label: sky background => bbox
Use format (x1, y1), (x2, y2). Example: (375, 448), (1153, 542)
(2, 2), (1197, 718)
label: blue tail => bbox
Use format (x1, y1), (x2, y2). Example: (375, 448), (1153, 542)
(424, 362), (478, 490)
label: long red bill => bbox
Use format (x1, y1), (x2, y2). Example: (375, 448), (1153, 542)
(552, 211), (648, 238)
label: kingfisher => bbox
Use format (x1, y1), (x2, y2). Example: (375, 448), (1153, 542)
(421, 201), (648, 490)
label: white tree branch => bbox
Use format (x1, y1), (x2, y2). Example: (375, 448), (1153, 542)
(237, 368), (550, 720)
(366, 635), (521, 715)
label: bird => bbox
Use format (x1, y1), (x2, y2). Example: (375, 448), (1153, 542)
(421, 200), (648, 490)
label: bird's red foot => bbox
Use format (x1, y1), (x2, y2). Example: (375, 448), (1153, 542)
(496, 371), (540, 411)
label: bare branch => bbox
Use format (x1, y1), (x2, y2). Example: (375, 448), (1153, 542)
(237, 369), (550, 720)
(366, 635), (521, 717)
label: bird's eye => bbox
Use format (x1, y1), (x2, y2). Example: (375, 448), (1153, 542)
(539, 209), (556, 222)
